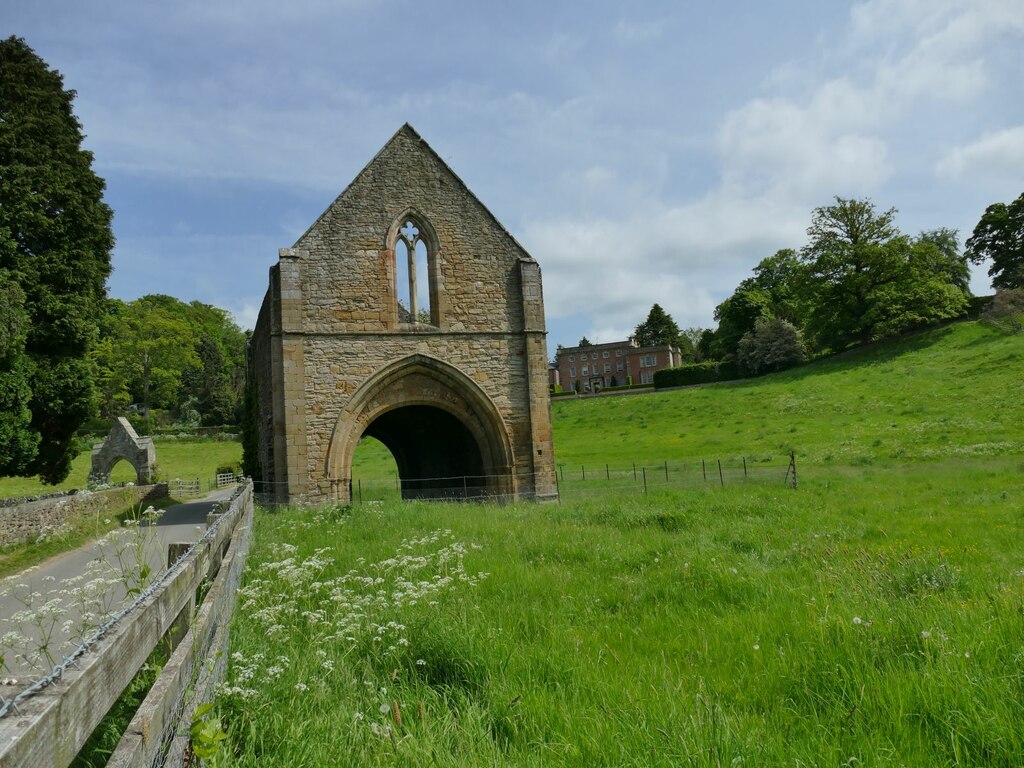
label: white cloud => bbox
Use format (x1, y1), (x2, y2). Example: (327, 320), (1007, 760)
(936, 125), (1024, 181)
(612, 19), (665, 45)
(526, 0), (1024, 343)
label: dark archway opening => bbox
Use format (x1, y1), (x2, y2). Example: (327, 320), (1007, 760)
(363, 405), (487, 500)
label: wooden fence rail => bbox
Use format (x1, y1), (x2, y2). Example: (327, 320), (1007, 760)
(0, 480), (254, 768)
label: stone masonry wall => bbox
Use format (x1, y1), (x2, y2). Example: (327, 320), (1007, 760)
(0, 484), (169, 548)
(253, 125), (557, 504)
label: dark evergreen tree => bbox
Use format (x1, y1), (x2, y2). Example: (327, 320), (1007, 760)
(710, 289), (772, 359)
(633, 304), (682, 347)
(0, 273), (37, 474)
(0, 37), (113, 482)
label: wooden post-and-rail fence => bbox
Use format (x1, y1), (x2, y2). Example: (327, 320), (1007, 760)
(0, 480), (255, 768)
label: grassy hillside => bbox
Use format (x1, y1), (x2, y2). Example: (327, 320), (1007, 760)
(348, 321), (1023, 476)
(214, 322), (1024, 766)
(551, 322), (1022, 467)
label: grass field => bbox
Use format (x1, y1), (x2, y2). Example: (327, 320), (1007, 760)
(0, 437), (242, 499)
(215, 321), (1024, 766)
(221, 462), (1022, 766)
(351, 321), (1023, 480)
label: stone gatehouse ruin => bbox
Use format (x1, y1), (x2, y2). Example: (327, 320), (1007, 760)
(89, 417), (157, 485)
(251, 125), (557, 504)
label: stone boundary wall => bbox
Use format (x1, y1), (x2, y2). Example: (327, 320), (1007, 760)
(0, 483), (169, 548)
(0, 490), (78, 510)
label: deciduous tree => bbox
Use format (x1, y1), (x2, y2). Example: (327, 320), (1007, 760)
(800, 197), (967, 349)
(966, 193), (1024, 290)
(736, 317), (805, 376)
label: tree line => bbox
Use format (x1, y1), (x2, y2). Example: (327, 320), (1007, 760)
(1, 37), (248, 488)
(631, 194), (1023, 379)
(91, 294), (247, 429)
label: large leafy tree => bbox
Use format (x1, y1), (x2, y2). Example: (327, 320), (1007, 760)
(800, 197), (967, 349)
(710, 289), (773, 360)
(0, 37), (113, 482)
(966, 193), (1024, 290)
(93, 295), (247, 425)
(710, 249), (807, 359)
(633, 304), (682, 347)
(117, 298), (199, 419)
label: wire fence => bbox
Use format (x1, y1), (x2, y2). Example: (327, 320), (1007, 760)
(252, 453), (798, 505)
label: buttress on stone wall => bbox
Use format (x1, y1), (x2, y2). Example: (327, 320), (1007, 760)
(251, 124), (557, 504)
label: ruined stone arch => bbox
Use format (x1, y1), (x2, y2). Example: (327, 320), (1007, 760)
(89, 417), (157, 485)
(386, 209), (443, 328)
(250, 124), (557, 505)
(326, 354), (516, 500)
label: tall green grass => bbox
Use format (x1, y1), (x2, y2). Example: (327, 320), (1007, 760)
(219, 457), (1024, 766)
(216, 322), (1024, 765)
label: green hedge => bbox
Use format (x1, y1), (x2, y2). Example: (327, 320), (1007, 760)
(600, 384), (651, 393)
(654, 361), (742, 388)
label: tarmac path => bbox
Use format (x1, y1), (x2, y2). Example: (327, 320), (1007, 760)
(0, 487), (236, 678)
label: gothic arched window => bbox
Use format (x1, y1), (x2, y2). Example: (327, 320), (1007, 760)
(391, 214), (438, 326)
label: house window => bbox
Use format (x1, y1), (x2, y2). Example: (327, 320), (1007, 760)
(640, 354), (657, 367)
(569, 367), (576, 377)
(616, 362), (623, 372)
(568, 354), (575, 362)
(615, 349), (623, 357)
(603, 363), (610, 373)
(591, 352), (598, 360)
(602, 350), (610, 358)
(582, 366), (589, 375)
(392, 216), (437, 325)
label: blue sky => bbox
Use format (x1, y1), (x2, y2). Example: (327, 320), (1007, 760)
(6, 0), (1023, 348)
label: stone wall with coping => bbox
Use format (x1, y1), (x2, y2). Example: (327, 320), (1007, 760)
(0, 483), (169, 548)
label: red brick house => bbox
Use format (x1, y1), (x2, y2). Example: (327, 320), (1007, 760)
(554, 339), (683, 393)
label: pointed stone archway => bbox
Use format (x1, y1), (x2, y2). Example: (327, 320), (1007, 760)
(89, 417), (157, 485)
(326, 355), (515, 501)
(250, 124), (558, 504)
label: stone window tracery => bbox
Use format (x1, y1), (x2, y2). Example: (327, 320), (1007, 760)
(391, 214), (438, 326)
